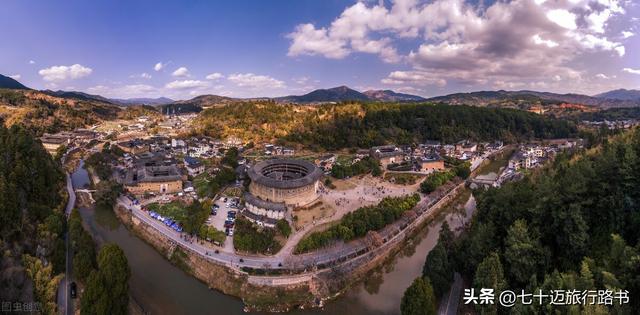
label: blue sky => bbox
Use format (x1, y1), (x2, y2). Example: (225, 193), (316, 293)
(1, 0), (639, 99)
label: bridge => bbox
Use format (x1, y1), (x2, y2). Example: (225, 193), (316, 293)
(75, 189), (96, 193)
(75, 189), (96, 203)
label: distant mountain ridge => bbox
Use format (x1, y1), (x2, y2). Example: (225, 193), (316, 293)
(363, 89), (426, 102)
(427, 90), (640, 108)
(0, 74), (29, 89)
(594, 89), (640, 101)
(2, 73), (639, 113)
(110, 97), (174, 106)
(276, 86), (370, 103)
(43, 90), (113, 103)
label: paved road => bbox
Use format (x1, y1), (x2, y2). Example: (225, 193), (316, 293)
(57, 173), (76, 315)
(438, 272), (463, 315)
(114, 152), (500, 274)
(117, 178), (465, 272)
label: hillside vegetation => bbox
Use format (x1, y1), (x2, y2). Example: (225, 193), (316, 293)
(420, 128), (640, 313)
(194, 101), (576, 149)
(0, 89), (121, 135)
(0, 124), (67, 309)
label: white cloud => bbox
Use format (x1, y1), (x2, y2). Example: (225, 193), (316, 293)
(532, 34), (559, 48)
(381, 71), (447, 87)
(172, 67), (190, 77)
(293, 76), (310, 85)
(29, 60), (35, 65)
(622, 31), (634, 38)
(546, 9), (577, 30)
(8, 74), (21, 80)
(130, 72), (152, 79)
(287, 24), (349, 59)
(227, 73), (285, 89)
(165, 80), (208, 90)
(38, 64), (93, 82)
(154, 62), (165, 71)
(595, 73), (611, 79)
(288, 0), (632, 92)
(623, 68), (640, 75)
(206, 72), (224, 80)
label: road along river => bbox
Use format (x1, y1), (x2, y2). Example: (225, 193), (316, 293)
(71, 161), (476, 315)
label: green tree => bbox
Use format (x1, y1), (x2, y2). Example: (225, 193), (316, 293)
(400, 277), (437, 315)
(422, 241), (453, 298)
(23, 255), (63, 315)
(276, 219), (292, 238)
(504, 219), (544, 285)
(81, 270), (110, 315)
(438, 221), (455, 250)
(454, 162), (471, 179)
(94, 180), (123, 208)
(96, 244), (131, 315)
(473, 252), (506, 315)
(73, 231), (97, 282)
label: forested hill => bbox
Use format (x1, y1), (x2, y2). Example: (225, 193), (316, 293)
(288, 103), (576, 149)
(0, 124), (66, 304)
(193, 102), (576, 150)
(0, 88), (122, 135)
(422, 128), (640, 313)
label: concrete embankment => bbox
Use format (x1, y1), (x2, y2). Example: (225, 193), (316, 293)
(114, 206), (317, 311)
(111, 180), (465, 312)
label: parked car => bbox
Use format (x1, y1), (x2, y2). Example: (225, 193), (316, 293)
(70, 282), (77, 299)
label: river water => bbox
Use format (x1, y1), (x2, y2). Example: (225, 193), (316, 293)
(72, 161), (475, 315)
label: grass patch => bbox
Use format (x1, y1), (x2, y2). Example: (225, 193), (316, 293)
(295, 194), (421, 254)
(193, 173), (211, 198)
(233, 218), (283, 255)
(198, 225), (226, 244)
(148, 201), (188, 223)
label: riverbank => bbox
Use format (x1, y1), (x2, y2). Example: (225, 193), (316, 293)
(111, 180), (466, 312)
(113, 205), (318, 311)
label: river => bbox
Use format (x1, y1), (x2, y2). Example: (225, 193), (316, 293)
(71, 161), (476, 315)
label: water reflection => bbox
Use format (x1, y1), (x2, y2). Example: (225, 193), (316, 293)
(93, 204), (120, 231)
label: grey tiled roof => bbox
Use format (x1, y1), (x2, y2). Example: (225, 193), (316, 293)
(244, 192), (287, 212)
(247, 159), (322, 189)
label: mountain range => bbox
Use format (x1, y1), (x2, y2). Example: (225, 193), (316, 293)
(275, 85), (425, 103)
(110, 97), (174, 106)
(425, 90), (640, 109)
(0, 74), (29, 90)
(1, 73), (639, 111)
(594, 89), (640, 101)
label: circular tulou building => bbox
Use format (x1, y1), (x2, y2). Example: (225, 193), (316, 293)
(244, 159), (322, 226)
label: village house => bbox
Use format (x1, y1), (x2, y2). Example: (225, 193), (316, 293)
(40, 132), (73, 155)
(416, 153), (445, 172)
(314, 154), (336, 172)
(370, 145), (404, 168)
(117, 139), (149, 154)
(124, 164), (183, 195)
(184, 156), (205, 177)
(508, 151), (532, 170)
(455, 141), (477, 154)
